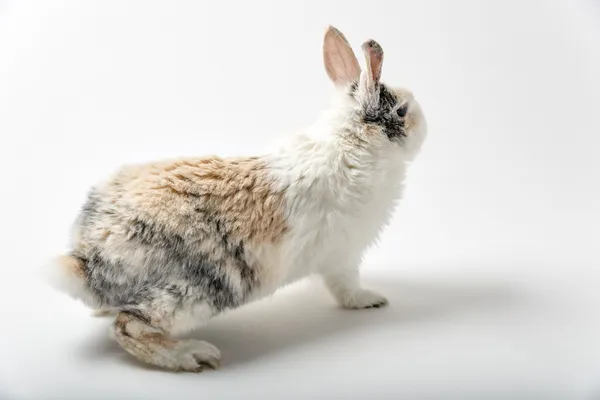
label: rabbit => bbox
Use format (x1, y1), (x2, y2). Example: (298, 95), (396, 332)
(46, 26), (427, 372)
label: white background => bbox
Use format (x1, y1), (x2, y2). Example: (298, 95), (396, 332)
(1, 0), (599, 399)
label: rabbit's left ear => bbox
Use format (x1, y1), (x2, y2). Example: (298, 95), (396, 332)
(323, 26), (361, 86)
(361, 40), (384, 90)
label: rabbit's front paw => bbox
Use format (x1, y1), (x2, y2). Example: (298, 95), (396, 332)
(339, 289), (388, 309)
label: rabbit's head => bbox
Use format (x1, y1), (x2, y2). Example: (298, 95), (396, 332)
(323, 26), (427, 159)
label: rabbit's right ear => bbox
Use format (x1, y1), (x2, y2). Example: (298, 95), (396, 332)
(361, 40), (384, 90)
(323, 26), (361, 86)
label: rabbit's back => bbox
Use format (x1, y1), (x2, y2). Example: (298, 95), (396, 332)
(69, 156), (289, 312)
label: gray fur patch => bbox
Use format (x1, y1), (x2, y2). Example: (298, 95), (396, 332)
(73, 189), (258, 314)
(352, 83), (407, 141)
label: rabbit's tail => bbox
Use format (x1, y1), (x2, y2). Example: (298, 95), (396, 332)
(45, 254), (99, 308)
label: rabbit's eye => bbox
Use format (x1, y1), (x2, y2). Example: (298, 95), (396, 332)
(396, 104), (408, 118)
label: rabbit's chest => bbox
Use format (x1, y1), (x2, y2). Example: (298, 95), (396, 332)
(282, 178), (401, 278)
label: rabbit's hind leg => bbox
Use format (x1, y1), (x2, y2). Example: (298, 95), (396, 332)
(111, 306), (220, 372)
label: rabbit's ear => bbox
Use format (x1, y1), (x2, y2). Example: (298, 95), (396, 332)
(361, 40), (384, 89)
(323, 26), (361, 86)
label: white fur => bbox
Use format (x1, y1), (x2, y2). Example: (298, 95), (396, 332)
(44, 258), (100, 308)
(253, 87), (427, 307)
(169, 302), (215, 337)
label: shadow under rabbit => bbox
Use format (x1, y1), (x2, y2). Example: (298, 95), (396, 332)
(194, 274), (522, 369)
(77, 272), (522, 371)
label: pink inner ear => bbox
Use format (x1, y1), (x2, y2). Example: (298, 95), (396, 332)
(323, 26), (361, 86)
(362, 40), (384, 84)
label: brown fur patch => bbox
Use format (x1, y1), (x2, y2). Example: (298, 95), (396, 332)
(56, 255), (86, 279)
(113, 313), (162, 365)
(104, 156), (287, 245)
(114, 312), (174, 355)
